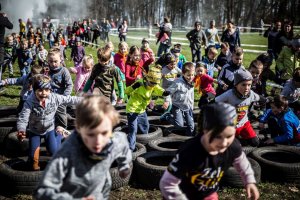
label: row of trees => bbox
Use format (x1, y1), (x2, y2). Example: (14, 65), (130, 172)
(44, 0), (300, 28)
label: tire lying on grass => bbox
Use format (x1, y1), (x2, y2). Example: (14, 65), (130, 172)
(135, 151), (176, 189)
(163, 127), (193, 140)
(221, 158), (261, 188)
(0, 116), (17, 128)
(242, 146), (257, 155)
(147, 137), (187, 152)
(0, 106), (18, 118)
(0, 156), (51, 194)
(114, 125), (162, 145)
(148, 116), (173, 130)
(0, 127), (14, 146)
(4, 131), (29, 157)
(250, 146), (300, 183)
(132, 143), (147, 160)
(110, 161), (133, 190)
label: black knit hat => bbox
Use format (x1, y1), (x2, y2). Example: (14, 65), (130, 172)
(202, 102), (237, 130)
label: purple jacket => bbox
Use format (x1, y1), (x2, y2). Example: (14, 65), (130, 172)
(71, 46), (85, 63)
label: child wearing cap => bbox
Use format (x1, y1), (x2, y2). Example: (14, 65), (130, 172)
(71, 37), (85, 67)
(83, 47), (124, 104)
(140, 38), (155, 69)
(161, 62), (195, 136)
(171, 43), (187, 70)
(17, 74), (82, 170)
(216, 47), (244, 96)
(125, 65), (170, 150)
(160, 102), (260, 200)
(215, 68), (265, 146)
(34, 96), (132, 199)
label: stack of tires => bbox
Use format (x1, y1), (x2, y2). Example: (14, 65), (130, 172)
(0, 105), (77, 195)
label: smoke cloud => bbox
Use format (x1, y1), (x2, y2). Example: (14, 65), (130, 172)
(1, 0), (90, 32)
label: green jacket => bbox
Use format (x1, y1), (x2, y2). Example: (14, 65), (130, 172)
(276, 46), (300, 80)
(125, 79), (165, 114)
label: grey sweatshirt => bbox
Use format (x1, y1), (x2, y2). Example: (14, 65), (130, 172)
(17, 92), (82, 135)
(165, 77), (194, 111)
(49, 67), (73, 96)
(34, 131), (132, 200)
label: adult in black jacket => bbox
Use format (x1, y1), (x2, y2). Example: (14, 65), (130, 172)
(0, 3), (13, 84)
(186, 21), (207, 62)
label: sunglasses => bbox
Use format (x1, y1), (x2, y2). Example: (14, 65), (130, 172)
(148, 80), (158, 85)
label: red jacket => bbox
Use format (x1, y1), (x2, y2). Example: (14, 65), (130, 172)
(125, 58), (154, 86)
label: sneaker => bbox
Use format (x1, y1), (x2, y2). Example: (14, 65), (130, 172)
(56, 126), (71, 138)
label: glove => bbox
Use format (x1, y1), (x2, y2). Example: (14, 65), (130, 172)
(23, 62), (28, 66)
(132, 81), (142, 90)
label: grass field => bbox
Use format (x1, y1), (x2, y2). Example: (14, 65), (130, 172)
(1, 31), (300, 200)
(0, 31), (265, 106)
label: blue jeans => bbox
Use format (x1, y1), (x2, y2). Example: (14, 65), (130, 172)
(28, 130), (62, 165)
(157, 43), (170, 57)
(167, 105), (194, 136)
(19, 64), (30, 76)
(127, 112), (149, 150)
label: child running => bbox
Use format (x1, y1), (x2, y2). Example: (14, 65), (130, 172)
(69, 54), (94, 95)
(83, 47), (124, 104)
(194, 62), (216, 107)
(71, 37), (85, 67)
(160, 102), (259, 200)
(161, 62), (195, 136)
(34, 95), (132, 199)
(125, 65), (170, 150)
(17, 74), (82, 171)
(215, 68), (264, 146)
(125, 45), (154, 86)
(0, 64), (43, 113)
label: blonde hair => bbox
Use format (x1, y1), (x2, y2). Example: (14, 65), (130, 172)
(76, 96), (120, 129)
(82, 54), (94, 66)
(47, 47), (61, 58)
(105, 41), (114, 49)
(208, 47), (218, 57)
(118, 41), (128, 50)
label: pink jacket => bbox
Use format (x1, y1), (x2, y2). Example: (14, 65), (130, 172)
(114, 53), (127, 74)
(141, 48), (155, 66)
(69, 65), (92, 93)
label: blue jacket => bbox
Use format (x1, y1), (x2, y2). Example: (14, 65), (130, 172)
(16, 48), (32, 67)
(260, 108), (300, 144)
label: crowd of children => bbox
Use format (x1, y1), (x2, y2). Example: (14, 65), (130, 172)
(1, 16), (300, 199)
